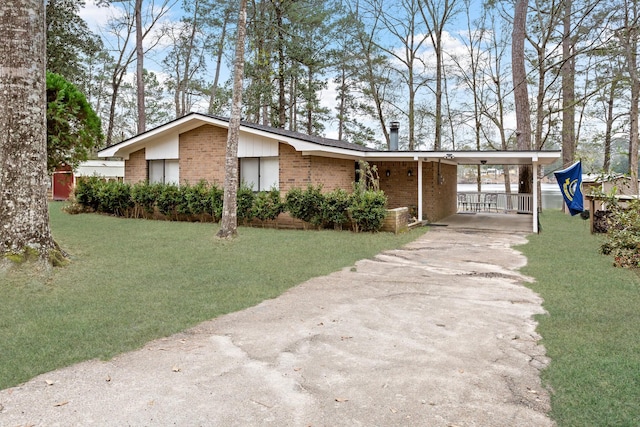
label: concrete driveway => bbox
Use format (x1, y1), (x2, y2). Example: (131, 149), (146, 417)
(0, 227), (553, 426)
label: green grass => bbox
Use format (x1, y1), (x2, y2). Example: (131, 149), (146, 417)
(519, 210), (640, 427)
(0, 202), (424, 390)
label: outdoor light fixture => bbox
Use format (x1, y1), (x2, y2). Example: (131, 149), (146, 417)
(481, 160), (487, 165)
(386, 169), (391, 177)
(444, 153), (454, 159)
(407, 169), (413, 177)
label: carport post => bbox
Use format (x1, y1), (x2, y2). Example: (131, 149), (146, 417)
(532, 157), (538, 233)
(417, 157), (423, 221)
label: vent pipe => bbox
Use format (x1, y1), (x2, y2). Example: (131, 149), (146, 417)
(389, 121), (400, 151)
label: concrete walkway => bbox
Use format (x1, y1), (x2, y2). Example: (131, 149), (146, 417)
(0, 228), (553, 426)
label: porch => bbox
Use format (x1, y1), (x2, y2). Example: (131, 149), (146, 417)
(457, 191), (533, 214)
(434, 212), (532, 233)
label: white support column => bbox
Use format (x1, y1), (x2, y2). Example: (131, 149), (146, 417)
(532, 159), (539, 233)
(417, 158), (423, 221)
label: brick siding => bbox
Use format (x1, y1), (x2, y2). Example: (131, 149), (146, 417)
(422, 162), (457, 222)
(373, 160), (457, 222)
(375, 161), (419, 212)
(279, 143), (355, 194)
(124, 148), (147, 184)
(179, 125), (227, 185)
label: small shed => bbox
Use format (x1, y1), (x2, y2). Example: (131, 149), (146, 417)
(52, 164), (74, 200)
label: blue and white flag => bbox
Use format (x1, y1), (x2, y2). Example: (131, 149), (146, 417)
(554, 161), (584, 216)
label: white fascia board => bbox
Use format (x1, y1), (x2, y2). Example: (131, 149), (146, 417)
(361, 151), (423, 161)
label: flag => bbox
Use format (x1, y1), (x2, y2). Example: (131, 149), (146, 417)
(554, 161), (584, 216)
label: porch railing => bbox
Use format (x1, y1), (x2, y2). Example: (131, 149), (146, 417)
(457, 192), (533, 214)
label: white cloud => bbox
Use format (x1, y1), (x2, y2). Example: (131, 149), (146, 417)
(79, 0), (121, 29)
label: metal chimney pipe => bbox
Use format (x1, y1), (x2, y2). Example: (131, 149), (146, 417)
(389, 121), (399, 151)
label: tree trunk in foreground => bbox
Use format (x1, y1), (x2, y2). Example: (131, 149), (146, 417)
(0, 0), (58, 266)
(217, 0), (248, 239)
(512, 0), (533, 196)
(135, 0), (146, 133)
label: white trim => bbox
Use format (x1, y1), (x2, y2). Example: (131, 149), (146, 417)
(418, 159), (423, 221)
(533, 161), (539, 233)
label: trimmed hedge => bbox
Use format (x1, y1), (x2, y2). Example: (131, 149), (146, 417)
(69, 179), (388, 232)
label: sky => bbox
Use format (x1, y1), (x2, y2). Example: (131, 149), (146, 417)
(78, 0), (510, 142)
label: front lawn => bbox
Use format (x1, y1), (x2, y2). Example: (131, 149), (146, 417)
(0, 203), (423, 390)
(520, 210), (640, 426)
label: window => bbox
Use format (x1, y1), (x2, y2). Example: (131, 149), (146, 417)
(240, 157), (279, 191)
(148, 160), (179, 184)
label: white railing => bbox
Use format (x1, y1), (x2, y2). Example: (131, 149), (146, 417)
(457, 192), (533, 214)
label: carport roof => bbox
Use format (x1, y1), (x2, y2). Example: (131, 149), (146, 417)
(358, 150), (561, 165)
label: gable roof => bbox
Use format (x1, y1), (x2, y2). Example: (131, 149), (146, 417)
(97, 111), (561, 166)
(97, 112), (376, 159)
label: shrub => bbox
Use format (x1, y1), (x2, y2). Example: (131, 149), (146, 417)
(156, 184), (181, 219)
(253, 188), (284, 222)
(600, 198), (640, 268)
(348, 189), (387, 232)
(74, 176), (102, 211)
(237, 184), (256, 223)
(74, 177), (133, 216)
(322, 188), (351, 230)
(209, 184), (224, 222)
(96, 180), (133, 216)
(176, 181), (210, 218)
(285, 185), (325, 227)
(131, 182), (161, 216)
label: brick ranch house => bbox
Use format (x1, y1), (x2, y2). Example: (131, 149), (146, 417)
(97, 112), (561, 232)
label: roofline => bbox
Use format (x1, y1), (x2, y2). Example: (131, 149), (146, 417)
(97, 112), (561, 165)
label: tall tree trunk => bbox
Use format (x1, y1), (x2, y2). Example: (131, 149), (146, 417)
(209, 10), (229, 114)
(603, 79), (617, 172)
(337, 67), (346, 141)
(276, 1), (286, 128)
(306, 68), (313, 135)
(217, 0), (248, 239)
(0, 0), (58, 264)
(408, 66), (416, 150)
(434, 38), (443, 150)
(561, 0), (575, 167)
(620, 0), (640, 194)
(512, 0), (532, 195)
(135, 0), (146, 133)
(630, 79), (639, 194)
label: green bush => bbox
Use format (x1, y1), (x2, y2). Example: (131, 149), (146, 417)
(176, 181), (207, 216)
(322, 188), (351, 230)
(96, 180), (133, 216)
(72, 177), (389, 233)
(253, 188), (284, 222)
(209, 184), (224, 222)
(237, 184), (256, 223)
(74, 176), (102, 211)
(155, 184), (181, 219)
(131, 182), (161, 216)
(601, 198), (640, 268)
(74, 177), (133, 216)
(348, 189), (387, 232)
(285, 185), (325, 227)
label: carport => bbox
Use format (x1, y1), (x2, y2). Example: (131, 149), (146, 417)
(362, 150), (561, 234)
